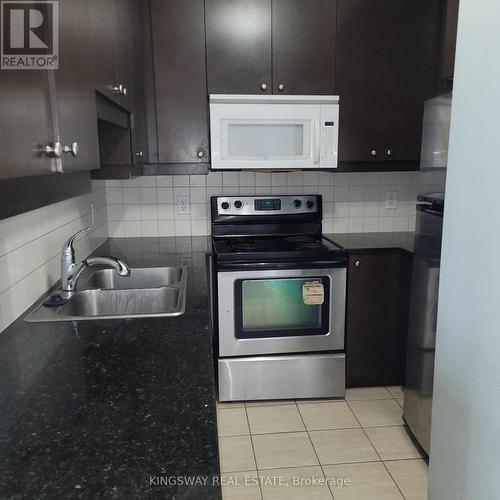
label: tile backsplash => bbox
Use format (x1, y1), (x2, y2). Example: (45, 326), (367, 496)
(106, 171), (418, 237)
(0, 180), (107, 334)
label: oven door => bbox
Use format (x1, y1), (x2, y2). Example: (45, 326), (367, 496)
(217, 267), (346, 357)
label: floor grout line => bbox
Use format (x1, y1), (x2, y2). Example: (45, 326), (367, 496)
(243, 403), (264, 500)
(294, 400), (336, 500)
(345, 398), (407, 500)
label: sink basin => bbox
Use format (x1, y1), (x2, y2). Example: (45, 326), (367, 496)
(80, 267), (183, 290)
(25, 266), (188, 322)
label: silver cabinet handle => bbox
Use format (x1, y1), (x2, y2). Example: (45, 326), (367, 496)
(387, 149), (393, 157)
(197, 150), (205, 159)
(371, 149), (377, 157)
(135, 151), (144, 158)
(278, 83), (284, 91)
(44, 142), (62, 158)
(112, 84), (127, 96)
(260, 83), (268, 91)
(355, 260), (361, 268)
(63, 142), (79, 157)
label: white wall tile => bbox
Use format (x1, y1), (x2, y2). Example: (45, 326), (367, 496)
(239, 172), (255, 186)
(0, 184), (108, 334)
(190, 187), (206, 204)
(156, 175), (173, 187)
(105, 171), (417, 239)
(223, 172), (239, 187)
(173, 175), (189, 187)
(189, 174), (206, 187)
(123, 188), (140, 204)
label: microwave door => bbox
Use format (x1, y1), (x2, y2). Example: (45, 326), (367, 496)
(210, 103), (321, 169)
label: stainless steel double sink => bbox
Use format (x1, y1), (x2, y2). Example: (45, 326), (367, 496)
(25, 266), (188, 322)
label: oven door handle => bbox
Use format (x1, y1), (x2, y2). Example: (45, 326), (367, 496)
(217, 260), (347, 271)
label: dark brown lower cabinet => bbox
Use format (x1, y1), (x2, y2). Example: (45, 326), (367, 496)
(345, 251), (412, 387)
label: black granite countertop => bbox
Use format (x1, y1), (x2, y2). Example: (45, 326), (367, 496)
(324, 232), (415, 254)
(0, 237), (221, 500)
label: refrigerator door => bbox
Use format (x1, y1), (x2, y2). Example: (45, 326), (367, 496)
(404, 205), (443, 455)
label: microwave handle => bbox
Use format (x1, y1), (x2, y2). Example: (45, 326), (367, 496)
(313, 121), (320, 165)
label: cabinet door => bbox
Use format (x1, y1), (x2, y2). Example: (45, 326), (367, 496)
(115, 0), (147, 162)
(336, 0), (385, 163)
(206, 0), (272, 94)
(382, 0), (441, 162)
(89, 0), (119, 103)
(0, 72), (55, 179)
(346, 252), (412, 387)
(55, 0), (100, 172)
(151, 0), (209, 164)
(272, 0), (337, 95)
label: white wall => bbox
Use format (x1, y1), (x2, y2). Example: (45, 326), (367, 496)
(105, 171), (418, 237)
(0, 180), (107, 334)
(429, 1), (500, 498)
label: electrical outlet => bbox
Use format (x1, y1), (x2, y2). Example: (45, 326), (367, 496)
(177, 195), (190, 215)
(386, 191), (398, 209)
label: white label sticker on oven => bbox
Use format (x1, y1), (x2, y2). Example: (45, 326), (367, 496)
(302, 281), (324, 305)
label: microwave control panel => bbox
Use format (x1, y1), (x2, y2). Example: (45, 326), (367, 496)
(319, 105), (339, 168)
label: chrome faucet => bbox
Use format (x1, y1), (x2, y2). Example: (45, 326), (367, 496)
(61, 226), (130, 296)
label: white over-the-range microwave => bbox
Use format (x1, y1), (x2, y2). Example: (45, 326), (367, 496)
(209, 94), (339, 170)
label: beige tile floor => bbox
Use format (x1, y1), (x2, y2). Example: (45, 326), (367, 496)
(217, 386), (427, 500)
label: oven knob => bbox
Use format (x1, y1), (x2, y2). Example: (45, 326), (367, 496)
(221, 202), (230, 210)
(293, 199), (302, 208)
(306, 200), (314, 209)
(234, 200), (243, 209)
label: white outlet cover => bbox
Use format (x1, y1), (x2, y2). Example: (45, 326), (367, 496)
(177, 195), (190, 215)
(386, 191), (398, 209)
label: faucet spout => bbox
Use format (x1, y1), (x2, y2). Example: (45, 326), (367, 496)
(60, 228), (130, 295)
(85, 257), (130, 277)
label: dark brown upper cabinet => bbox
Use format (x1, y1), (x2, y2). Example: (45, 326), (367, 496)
(55, 0), (100, 173)
(206, 0), (272, 94)
(150, 0), (209, 167)
(206, 0), (337, 95)
(89, 0), (119, 103)
(272, 0), (337, 95)
(336, 0), (441, 169)
(0, 71), (55, 180)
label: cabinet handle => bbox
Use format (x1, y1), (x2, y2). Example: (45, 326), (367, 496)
(260, 83), (268, 91)
(135, 151), (144, 158)
(63, 142), (79, 157)
(355, 260), (361, 268)
(387, 149), (393, 157)
(112, 84), (127, 96)
(371, 149), (377, 157)
(44, 142), (62, 158)
(278, 83), (284, 92)
(197, 150), (205, 159)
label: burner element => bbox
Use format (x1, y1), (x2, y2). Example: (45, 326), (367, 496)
(228, 239), (268, 251)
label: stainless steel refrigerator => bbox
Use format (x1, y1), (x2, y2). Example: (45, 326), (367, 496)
(403, 93), (452, 455)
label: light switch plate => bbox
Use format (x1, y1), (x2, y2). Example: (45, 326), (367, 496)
(386, 191), (398, 209)
(177, 195), (190, 215)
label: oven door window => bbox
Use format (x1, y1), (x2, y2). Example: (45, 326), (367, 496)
(235, 277), (330, 339)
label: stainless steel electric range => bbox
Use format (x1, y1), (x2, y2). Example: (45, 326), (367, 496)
(208, 195), (347, 401)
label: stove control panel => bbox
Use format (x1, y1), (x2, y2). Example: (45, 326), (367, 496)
(216, 196), (320, 216)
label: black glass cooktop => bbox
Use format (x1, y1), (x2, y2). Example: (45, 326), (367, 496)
(213, 235), (346, 262)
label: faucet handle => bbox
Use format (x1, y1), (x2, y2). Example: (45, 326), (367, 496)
(62, 226), (93, 259)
